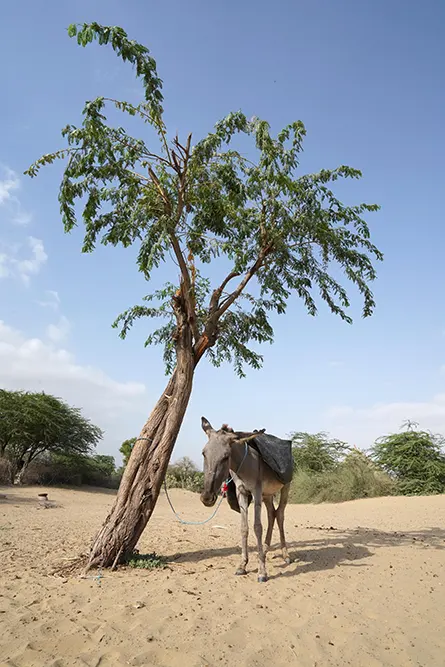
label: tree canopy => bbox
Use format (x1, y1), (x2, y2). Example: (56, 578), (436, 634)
(26, 22), (383, 379)
(0, 389), (103, 483)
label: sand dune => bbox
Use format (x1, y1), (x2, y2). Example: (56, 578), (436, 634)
(1, 486), (444, 666)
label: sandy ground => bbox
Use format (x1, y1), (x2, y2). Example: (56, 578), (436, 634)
(0, 487), (444, 667)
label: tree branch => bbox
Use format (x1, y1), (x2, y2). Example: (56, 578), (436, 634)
(215, 247), (272, 318)
(147, 167), (172, 211)
(209, 271), (240, 313)
(192, 248), (272, 365)
(170, 233), (199, 344)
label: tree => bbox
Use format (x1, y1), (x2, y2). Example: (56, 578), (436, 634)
(0, 389), (103, 483)
(45, 452), (117, 486)
(119, 438), (136, 466)
(26, 22), (382, 569)
(371, 421), (445, 495)
(291, 431), (349, 473)
(166, 456), (204, 493)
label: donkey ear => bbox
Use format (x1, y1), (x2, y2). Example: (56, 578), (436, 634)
(201, 417), (213, 434)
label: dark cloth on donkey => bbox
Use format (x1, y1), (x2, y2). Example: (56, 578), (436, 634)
(226, 432), (293, 513)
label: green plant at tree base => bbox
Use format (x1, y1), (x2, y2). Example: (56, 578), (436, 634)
(24, 22), (383, 568)
(126, 552), (166, 569)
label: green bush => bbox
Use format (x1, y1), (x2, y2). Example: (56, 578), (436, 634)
(21, 452), (121, 488)
(371, 422), (445, 495)
(289, 448), (395, 503)
(165, 456), (204, 493)
(291, 431), (349, 473)
(119, 438), (136, 466)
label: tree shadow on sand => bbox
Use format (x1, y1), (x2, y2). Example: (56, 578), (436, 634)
(168, 525), (445, 579)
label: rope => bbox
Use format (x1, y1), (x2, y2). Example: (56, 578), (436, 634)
(163, 481), (226, 525)
(163, 442), (249, 525)
(135, 435), (250, 525)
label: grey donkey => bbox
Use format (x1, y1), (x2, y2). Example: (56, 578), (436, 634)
(200, 417), (291, 582)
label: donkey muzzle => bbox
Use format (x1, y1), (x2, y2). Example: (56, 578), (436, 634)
(200, 492), (217, 507)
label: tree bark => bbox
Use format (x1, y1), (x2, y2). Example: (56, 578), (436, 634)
(86, 338), (195, 570)
(14, 466), (26, 485)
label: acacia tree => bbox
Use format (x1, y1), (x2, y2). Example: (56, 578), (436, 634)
(372, 421), (445, 495)
(0, 389), (102, 483)
(26, 23), (383, 569)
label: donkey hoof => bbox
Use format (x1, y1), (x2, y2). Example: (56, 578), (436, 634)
(284, 557), (291, 566)
(235, 568), (247, 576)
(258, 575), (268, 583)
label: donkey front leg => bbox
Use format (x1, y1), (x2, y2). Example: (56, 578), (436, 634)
(235, 489), (249, 576)
(253, 485), (268, 582)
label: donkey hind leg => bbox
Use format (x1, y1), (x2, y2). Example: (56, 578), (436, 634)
(235, 488), (249, 576)
(263, 495), (275, 556)
(253, 484), (268, 583)
(276, 483), (291, 565)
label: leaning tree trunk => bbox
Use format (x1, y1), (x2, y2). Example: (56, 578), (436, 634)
(86, 339), (195, 570)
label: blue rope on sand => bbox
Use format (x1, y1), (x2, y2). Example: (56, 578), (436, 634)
(82, 568), (103, 586)
(163, 480), (227, 525)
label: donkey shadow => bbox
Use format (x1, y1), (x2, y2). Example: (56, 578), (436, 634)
(168, 526), (445, 579)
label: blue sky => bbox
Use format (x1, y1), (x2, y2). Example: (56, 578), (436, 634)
(1, 0), (445, 464)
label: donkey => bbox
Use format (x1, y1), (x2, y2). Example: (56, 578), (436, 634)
(200, 417), (291, 582)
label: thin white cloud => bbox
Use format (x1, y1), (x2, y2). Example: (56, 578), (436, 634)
(0, 320), (148, 456)
(0, 165), (32, 225)
(324, 394), (445, 448)
(36, 290), (60, 310)
(0, 166), (19, 205)
(0, 236), (47, 284)
(328, 360), (343, 368)
(46, 315), (71, 343)
(12, 236), (47, 284)
(0, 252), (11, 278)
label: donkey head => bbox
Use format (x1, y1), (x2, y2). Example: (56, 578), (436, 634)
(200, 417), (260, 507)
